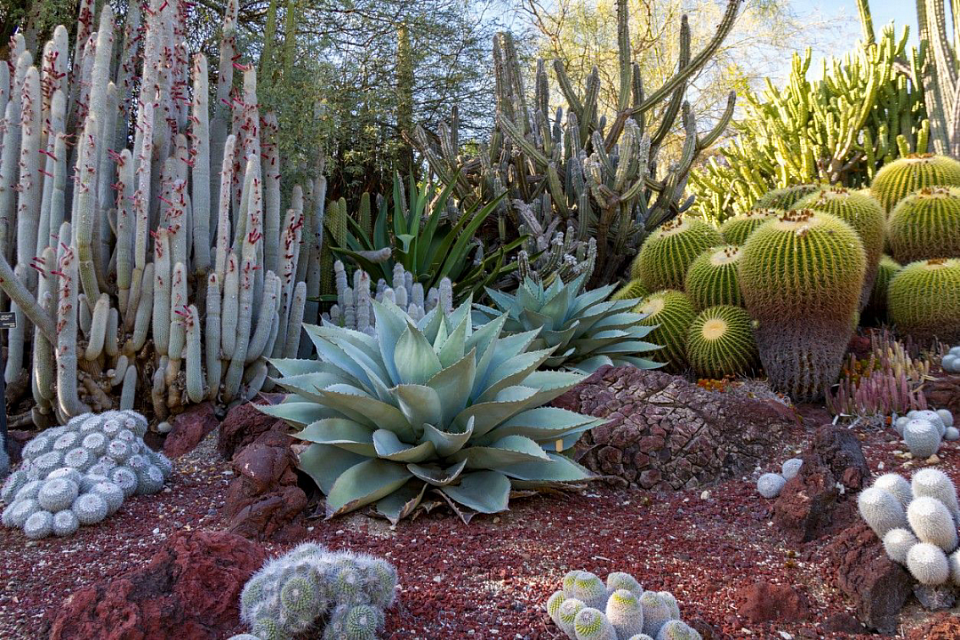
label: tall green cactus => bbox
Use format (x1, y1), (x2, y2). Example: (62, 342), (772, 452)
(409, 0), (740, 286)
(690, 23), (930, 223)
(0, 0), (315, 425)
(915, 0), (960, 155)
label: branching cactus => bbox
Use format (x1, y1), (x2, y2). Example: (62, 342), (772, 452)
(409, 0), (740, 286)
(0, 0), (315, 426)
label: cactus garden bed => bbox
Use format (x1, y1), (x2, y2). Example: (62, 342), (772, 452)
(1, 410), (957, 639)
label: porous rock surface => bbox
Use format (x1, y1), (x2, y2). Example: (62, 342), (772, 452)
(554, 367), (796, 491)
(48, 530), (264, 639)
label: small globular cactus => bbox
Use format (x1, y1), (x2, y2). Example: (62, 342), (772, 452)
(640, 591), (675, 637)
(904, 419), (942, 458)
(883, 528), (919, 564)
(655, 619), (702, 639)
(757, 473), (786, 499)
(858, 487), (908, 539)
(907, 497), (958, 552)
(606, 589), (644, 638)
(911, 469), (960, 521)
(874, 473), (913, 508)
(574, 607), (618, 640)
(907, 542), (951, 585)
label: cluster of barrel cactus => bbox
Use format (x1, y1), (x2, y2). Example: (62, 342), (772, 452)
(0, 0), (318, 427)
(546, 570), (701, 640)
(944, 346), (960, 373)
(892, 410), (957, 459)
(409, 0), (740, 286)
(1, 410), (171, 539)
(859, 469), (960, 587)
(756, 458), (803, 499)
(233, 542), (396, 640)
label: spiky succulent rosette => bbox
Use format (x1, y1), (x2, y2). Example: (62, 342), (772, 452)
(262, 299), (602, 523)
(473, 274), (660, 373)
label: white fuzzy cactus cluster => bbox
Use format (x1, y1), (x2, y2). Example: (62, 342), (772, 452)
(233, 542), (397, 640)
(0, 410), (171, 539)
(944, 346), (960, 373)
(323, 260), (452, 334)
(546, 570), (701, 640)
(859, 468), (960, 587)
(892, 409), (957, 458)
(756, 458), (804, 499)
(0, 0), (320, 428)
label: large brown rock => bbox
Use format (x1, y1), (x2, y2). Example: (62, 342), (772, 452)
(823, 522), (913, 634)
(907, 612), (960, 639)
(218, 394), (286, 460)
(162, 402), (220, 458)
(734, 581), (810, 623)
(555, 367), (796, 491)
(49, 530), (265, 640)
(773, 425), (869, 542)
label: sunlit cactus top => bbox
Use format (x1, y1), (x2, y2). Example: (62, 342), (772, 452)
(261, 299), (603, 523)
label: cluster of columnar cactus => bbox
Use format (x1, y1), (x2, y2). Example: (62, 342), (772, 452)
(944, 346), (960, 373)
(859, 469), (960, 588)
(891, 410), (957, 459)
(323, 261), (451, 333)
(1, 410), (171, 538)
(233, 542), (397, 640)
(0, 0), (317, 425)
(546, 570), (701, 640)
(756, 458), (803, 499)
(410, 0), (740, 286)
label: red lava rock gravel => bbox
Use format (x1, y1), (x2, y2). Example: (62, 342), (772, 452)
(3, 411), (960, 638)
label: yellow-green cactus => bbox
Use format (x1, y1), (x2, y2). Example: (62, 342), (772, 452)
(753, 184), (820, 210)
(865, 254), (902, 320)
(611, 279), (649, 302)
(739, 210), (866, 400)
(718, 208), (779, 245)
(871, 154), (960, 212)
(684, 245), (744, 310)
(686, 305), (759, 379)
(635, 290), (696, 372)
(888, 258), (960, 343)
(888, 187), (960, 263)
(631, 218), (723, 291)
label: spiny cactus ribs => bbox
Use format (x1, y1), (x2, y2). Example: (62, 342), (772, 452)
(888, 259), (960, 343)
(1, 410), (171, 539)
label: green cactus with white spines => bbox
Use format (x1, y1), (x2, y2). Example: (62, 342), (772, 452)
(656, 620), (702, 639)
(635, 290), (696, 372)
(632, 218), (724, 292)
(888, 258), (960, 343)
(611, 280), (649, 302)
(639, 591), (675, 637)
(684, 246), (744, 310)
(548, 590), (567, 625)
(685, 306), (759, 380)
(865, 254), (901, 319)
(606, 572), (643, 597)
(569, 571), (608, 610)
(574, 607), (617, 640)
(606, 589), (644, 638)
(871, 154), (960, 212)
(739, 209), (866, 401)
(753, 184), (820, 210)
(718, 209), (779, 245)
(793, 186), (885, 310)
(888, 187), (960, 263)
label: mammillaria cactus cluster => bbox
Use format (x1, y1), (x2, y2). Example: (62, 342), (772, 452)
(892, 410), (957, 458)
(944, 346), (960, 373)
(546, 570), (701, 639)
(1, 410), (171, 539)
(233, 542), (396, 640)
(858, 469), (960, 588)
(756, 458), (803, 499)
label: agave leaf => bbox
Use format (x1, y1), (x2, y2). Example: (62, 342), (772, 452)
(457, 385), (540, 437)
(432, 317), (449, 350)
(317, 387), (416, 441)
(539, 323), (579, 349)
(313, 323), (381, 361)
(539, 284), (574, 323)
(313, 326), (391, 388)
(478, 407), (602, 444)
(375, 481), (427, 525)
(439, 470), (511, 514)
(478, 348), (556, 402)
(395, 323), (443, 385)
(569, 355), (615, 373)
(296, 418), (377, 456)
(497, 452), (594, 483)
(485, 287), (520, 315)
(589, 339), (660, 354)
(419, 305), (445, 343)
(372, 429), (437, 462)
(306, 329), (376, 391)
(613, 355), (664, 369)
(485, 329), (542, 371)
(437, 313), (468, 367)
(420, 419), (474, 457)
(372, 300), (408, 385)
(589, 312), (653, 332)
(325, 459), (412, 518)
(445, 298), (473, 337)
(449, 435), (552, 468)
(464, 313), (507, 365)
(268, 358), (328, 377)
(516, 280), (543, 313)
(272, 372), (347, 402)
(519, 370), (585, 406)
(520, 306), (554, 333)
(425, 349), (476, 424)
(394, 384), (443, 431)
(258, 401), (337, 428)
(298, 443), (369, 494)
(568, 282), (616, 314)
(407, 459), (469, 486)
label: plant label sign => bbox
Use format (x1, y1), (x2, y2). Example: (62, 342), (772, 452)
(0, 312), (15, 329)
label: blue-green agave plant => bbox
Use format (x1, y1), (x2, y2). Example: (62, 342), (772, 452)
(260, 298), (603, 523)
(472, 274), (661, 373)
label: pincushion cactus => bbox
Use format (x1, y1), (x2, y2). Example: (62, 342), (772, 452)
(0, 410), (170, 538)
(883, 528), (919, 564)
(238, 544), (396, 639)
(858, 486), (908, 538)
(903, 418), (942, 458)
(545, 570), (697, 640)
(907, 542), (951, 585)
(912, 469), (960, 521)
(907, 497), (958, 551)
(874, 473), (913, 508)
(943, 346), (960, 373)
(781, 459), (803, 481)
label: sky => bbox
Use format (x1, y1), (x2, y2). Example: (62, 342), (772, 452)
(796, 0), (919, 43)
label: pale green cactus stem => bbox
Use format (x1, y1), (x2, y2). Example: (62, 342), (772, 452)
(56, 230), (90, 418)
(78, 293), (91, 336)
(210, 0), (237, 210)
(214, 134), (237, 286)
(272, 207), (302, 358)
(132, 263), (155, 350)
(205, 273), (222, 401)
(283, 281), (307, 358)
(120, 363), (137, 410)
(184, 304), (204, 403)
(75, 113), (100, 305)
(165, 262), (188, 384)
(191, 53), (211, 275)
(94, 83), (118, 285)
(263, 112), (281, 276)
(16, 65), (42, 295)
(83, 293), (110, 360)
(105, 307), (118, 358)
(4, 264), (27, 383)
(246, 271), (279, 363)
(152, 228), (171, 355)
(125, 99), (154, 331)
(221, 250), (239, 359)
(152, 365), (168, 421)
(115, 148), (135, 312)
(38, 89), (67, 256)
(33, 247), (57, 406)
(0, 53), (28, 270)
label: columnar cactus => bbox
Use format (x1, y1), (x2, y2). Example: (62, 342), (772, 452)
(0, 0), (314, 425)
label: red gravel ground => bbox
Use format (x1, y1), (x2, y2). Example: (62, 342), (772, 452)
(1, 410), (958, 639)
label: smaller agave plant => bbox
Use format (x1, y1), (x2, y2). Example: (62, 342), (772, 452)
(262, 299), (603, 523)
(472, 274), (661, 373)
